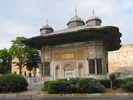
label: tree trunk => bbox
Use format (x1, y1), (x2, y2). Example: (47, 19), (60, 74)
(110, 81), (112, 90)
(19, 68), (22, 75)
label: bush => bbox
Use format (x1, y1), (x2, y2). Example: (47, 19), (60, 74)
(87, 79), (105, 93)
(56, 78), (68, 82)
(113, 79), (123, 88)
(69, 77), (83, 84)
(41, 87), (45, 91)
(98, 78), (123, 89)
(46, 78), (105, 94)
(98, 79), (110, 88)
(109, 73), (116, 81)
(78, 78), (93, 93)
(0, 74), (28, 93)
(42, 81), (52, 91)
(47, 80), (70, 94)
(121, 78), (133, 92)
(67, 84), (77, 93)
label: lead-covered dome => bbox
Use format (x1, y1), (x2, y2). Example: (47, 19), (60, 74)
(40, 20), (54, 35)
(86, 10), (102, 27)
(67, 7), (85, 28)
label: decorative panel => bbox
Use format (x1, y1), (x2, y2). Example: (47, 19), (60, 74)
(77, 50), (84, 60)
(62, 52), (75, 60)
(54, 52), (61, 61)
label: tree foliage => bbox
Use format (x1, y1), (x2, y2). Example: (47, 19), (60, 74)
(9, 36), (40, 75)
(0, 48), (11, 74)
(109, 73), (116, 89)
(9, 37), (27, 75)
(25, 49), (41, 76)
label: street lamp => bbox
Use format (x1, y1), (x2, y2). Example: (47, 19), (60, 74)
(0, 59), (3, 63)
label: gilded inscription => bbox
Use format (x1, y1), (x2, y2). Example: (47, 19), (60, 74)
(54, 52), (61, 61)
(62, 52), (75, 60)
(77, 50), (84, 60)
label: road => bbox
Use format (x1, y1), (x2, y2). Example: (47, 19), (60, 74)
(0, 97), (133, 100)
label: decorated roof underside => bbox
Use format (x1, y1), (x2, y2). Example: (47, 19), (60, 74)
(22, 25), (122, 51)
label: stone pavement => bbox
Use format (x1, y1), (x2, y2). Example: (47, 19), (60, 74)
(0, 84), (133, 98)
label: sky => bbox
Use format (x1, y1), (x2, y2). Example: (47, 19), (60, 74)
(0, 0), (133, 49)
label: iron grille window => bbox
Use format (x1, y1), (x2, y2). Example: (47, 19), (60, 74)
(96, 59), (102, 74)
(89, 59), (95, 74)
(106, 64), (108, 73)
(44, 63), (50, 75)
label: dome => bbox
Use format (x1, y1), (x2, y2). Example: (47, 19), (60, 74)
(40, 25), (53, 31)
(86, 10), (102, 27)
(67, 7), (85, 28)
(68, 16), (84, 23)
(40, 20), (54, 35)
(87, 16), (101, 21)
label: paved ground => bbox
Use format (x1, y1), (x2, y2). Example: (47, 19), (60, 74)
(19, 83), (44, 94)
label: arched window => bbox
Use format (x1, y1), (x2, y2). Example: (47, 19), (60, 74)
(78, 63), (83, 77)
(56, 65), (60, 79)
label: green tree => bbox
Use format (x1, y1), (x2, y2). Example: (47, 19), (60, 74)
(9, 36), (41, 75)
(9, 37), (31, 75)
(25, 49), (41, 77)
(109, 73), (116, 89)
(0, 48), (11, 74)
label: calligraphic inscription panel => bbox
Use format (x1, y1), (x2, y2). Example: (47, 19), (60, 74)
(62, 52), (75, 60)
(77, 50), (84, 60)
(54, 52), (61, 61)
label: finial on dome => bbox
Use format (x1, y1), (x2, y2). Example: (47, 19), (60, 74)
(75, 6), (78, 17)
(92, 8), (95, 16)
(46, 18), (48, 26)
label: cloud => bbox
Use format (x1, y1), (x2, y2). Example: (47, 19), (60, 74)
(0, 19), (38, 49)
(0, 0), (133, 50)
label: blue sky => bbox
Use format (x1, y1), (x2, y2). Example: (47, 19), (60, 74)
(0, 0), (133, 49)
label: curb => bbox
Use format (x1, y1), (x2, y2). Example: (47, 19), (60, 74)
(1, 93), (133, 98)
(17, 94), (32, 98)
(101, 93), (115, 97)
(73, 93), (87, 97)
(44, 94), (60, 98)
(128, 93), (133, 97)
(0, 94), (3, 98)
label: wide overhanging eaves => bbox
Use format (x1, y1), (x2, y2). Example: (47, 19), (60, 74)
(21, 26), (122, 51)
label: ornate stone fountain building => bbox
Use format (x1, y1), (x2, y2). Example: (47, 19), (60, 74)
(22, 9), (122, 80)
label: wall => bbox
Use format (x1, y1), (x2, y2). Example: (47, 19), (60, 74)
(108, 44), (133, 76)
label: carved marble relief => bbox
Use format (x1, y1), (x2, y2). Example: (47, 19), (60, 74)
(96, 48), (102, 58)
(41, 50), (52, 62)
(62, 62), (75, 71)
(78, 62), (83, 68)
(45, 53), (50, 61)
(66, 72), (73, 78)
(89, 48), (95, 58)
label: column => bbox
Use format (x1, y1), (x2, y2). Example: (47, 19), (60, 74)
(95, 58), (97, 74)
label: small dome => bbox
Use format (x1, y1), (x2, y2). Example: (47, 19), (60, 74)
(40, 25), (53, 31)
(88, 16), (101, 21)
(86, 10), (102, 27)
(67, 7), (85, 28)
(40, 19), (54, 35)
(69, 16), (84, 23)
